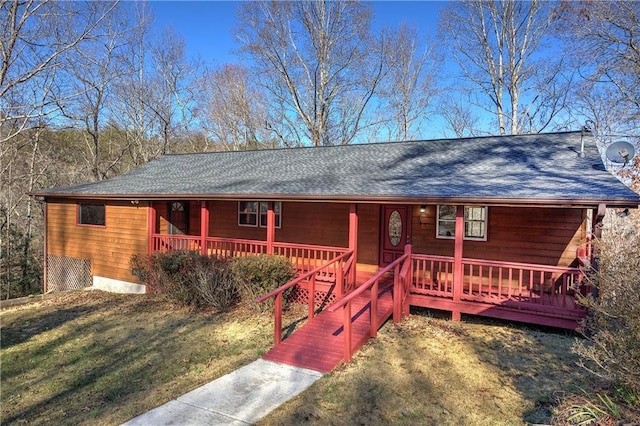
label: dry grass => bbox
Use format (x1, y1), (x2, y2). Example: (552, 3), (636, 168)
(3, 292), (593, 425)
(259, 309), (590, 426)
(1, 290), (298, 425)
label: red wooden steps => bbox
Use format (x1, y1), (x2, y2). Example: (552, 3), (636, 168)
(262, 284), (394, 373)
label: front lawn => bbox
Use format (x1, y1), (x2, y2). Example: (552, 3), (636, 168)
(1, 290), (281, 425)
(259, 309), (590, 425)
(3, 291), (592, 425)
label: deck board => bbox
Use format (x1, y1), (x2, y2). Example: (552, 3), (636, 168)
(263, 278), (395, 373)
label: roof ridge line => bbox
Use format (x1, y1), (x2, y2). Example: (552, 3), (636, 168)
(161, 130), (587, 156)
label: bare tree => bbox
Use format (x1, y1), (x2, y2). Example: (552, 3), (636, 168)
(147, 28), (199, 155)
(558, 1), (640, 135)
(236, 0), (387, 146)
(113, 16), (199, 164)
(110, 1), (156, 166)
(439, 95), (482, 138)
(556, 1), (640, 196)
(1, 0), (119, 298)
(195, 64), (272, 151)
(378, 24), (441, 141)
(58, 4), (133, 181)
(0, 0), (118, 145)
(439, 0), (567, 135)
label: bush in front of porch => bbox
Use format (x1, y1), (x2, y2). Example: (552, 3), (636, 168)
(553, 210), (640, 424)
(231, 255), (295, 313)
(575, 211), (640, 393)
(130, 252), (294, 312)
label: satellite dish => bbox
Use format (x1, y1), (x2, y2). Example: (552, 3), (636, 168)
(605, 140), (636, 165)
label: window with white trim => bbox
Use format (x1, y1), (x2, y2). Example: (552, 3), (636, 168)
(436, 205), (487, 241)
(238, 201), (281, 228)
(259, 201), (281, 228)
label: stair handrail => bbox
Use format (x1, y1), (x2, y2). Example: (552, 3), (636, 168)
(256, 249), (355, 346)
(328, 249), (411, 362)
(328, 252), (409, 313)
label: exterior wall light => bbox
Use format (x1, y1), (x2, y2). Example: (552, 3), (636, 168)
(418, 205), (427, 224)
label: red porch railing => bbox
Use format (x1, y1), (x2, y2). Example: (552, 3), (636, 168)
(256, 250), (356, 346)
(204, 237), (268, 258)
(411, 254), (455, 298)
(411, 254), (587, 312)
(151, 234), (202, 252)
(273, 242), (349, 274)
(151, 233), (588, 333)
(151, 235), (349, 274)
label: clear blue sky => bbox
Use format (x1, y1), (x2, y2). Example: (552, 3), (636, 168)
(150, 1), (446, 65)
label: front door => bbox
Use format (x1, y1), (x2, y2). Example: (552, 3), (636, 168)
(379, 205), (410, 266)
(168, 201), (189, 235)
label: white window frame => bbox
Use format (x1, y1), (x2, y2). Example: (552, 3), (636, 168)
(436, 205), (488, 241)
(238, 201), (281, 228)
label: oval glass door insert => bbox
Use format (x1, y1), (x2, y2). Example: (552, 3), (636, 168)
(388, 210), (402, 246)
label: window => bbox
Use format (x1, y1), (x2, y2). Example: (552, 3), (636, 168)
(436, 205), (487, 241)
(238, 201), (281, 228)
(259, 201), (281, 228)
(238, 201), (258, 226)
(78, 203), (105, 226)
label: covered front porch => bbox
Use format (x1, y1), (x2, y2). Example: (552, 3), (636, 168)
(146, 200), (590, 330)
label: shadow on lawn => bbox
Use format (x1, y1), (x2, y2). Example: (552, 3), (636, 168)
(2, 295), (258, 425)
(1, 303), (101, 348)
(454, 313), (585, 424)
(259, 307), (584, 425)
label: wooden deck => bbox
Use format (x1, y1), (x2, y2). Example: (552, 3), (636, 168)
(262, 278), (394, 373)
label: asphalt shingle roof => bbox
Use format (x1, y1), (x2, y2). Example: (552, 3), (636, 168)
(34, 131), (640, 206)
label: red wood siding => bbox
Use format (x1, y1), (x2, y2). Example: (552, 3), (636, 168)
(412, 205), (586, 267)
(153, 201), (200, 235)
(209, 200), (267, 240)
(356, 204), (379, 266)
(188, 201), (201, 235)
(275, 202), (349, 247)
(207, 201), (350, 248)
(47, 199), (148, 282)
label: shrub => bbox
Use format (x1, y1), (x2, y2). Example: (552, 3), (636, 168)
(231, 255), (295, 313)
(154, 251), (201, 306)
(131, 251), (237, 310)
(186, 257), (238, 311)
(131, 252), (294, 313)
(573, 210), (640, 395)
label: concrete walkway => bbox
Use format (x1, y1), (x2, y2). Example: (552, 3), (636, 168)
(122, 359), (323, 425)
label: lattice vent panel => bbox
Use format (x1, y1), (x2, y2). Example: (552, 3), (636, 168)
(288, 286), (336, 307)
(47, 255), (92, 292)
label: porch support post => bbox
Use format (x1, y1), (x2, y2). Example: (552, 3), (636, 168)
(147, 201), (156, 256)
(348, 203), (358, 287)
(452, 205), (464, 321)
(592, 203), (606, 272)
(266, 201), (275, 255)
(200, 201), (209, 256)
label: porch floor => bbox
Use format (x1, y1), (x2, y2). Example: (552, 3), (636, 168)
(262, 272), (394, 373)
